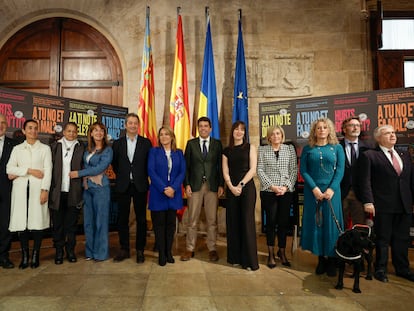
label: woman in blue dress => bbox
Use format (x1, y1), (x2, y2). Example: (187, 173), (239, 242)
(148, 126), (186, 266)
(300, 117), (345, 276)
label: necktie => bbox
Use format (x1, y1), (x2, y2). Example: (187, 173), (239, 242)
(350, 142), (357, 165)
(202, 140), (208, 159)
(389, 150), (402, 175)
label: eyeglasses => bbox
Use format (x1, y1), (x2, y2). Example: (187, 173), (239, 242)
(346, 124), (360, 128)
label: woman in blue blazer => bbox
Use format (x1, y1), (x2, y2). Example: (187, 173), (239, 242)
(148, 126), (186, 266)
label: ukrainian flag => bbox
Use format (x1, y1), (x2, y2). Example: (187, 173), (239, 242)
(198, 16), (220, 139)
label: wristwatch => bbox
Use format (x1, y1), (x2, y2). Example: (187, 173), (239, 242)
(239, 182), (245, 188)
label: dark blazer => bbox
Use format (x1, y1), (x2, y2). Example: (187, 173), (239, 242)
(148, 147), (186, 211)
(0, 137), (18, 205)
(358, 146), (414, 214)
(49, 140), (85, 210)
(184, 137), (224, 192)
(340, 139), (370, 200)
(112, 135), (152, 193)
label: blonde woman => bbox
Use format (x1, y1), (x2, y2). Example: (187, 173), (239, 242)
(147, 126), (186, 266)
(257, 125), (297, 269)
(299, 117), (345, 277)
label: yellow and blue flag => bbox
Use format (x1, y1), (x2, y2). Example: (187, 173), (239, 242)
(198, 16), (220, 139)
(232, 17), (249, 140)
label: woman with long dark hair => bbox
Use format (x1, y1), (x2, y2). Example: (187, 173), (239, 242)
(222, 121), (258, 271)
(7, 119), (52, 269)
(70, 121), (113, 261)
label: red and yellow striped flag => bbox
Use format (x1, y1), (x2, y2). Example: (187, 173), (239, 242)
(138, 8), (157, 146)
(169, 14), (190, 151)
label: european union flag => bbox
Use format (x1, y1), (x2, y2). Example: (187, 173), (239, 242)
(232, 18), (249, 140)
(198, 16), (220, 139)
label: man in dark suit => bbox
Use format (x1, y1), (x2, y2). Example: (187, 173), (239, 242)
(112, 113), (152, 263)
(0, 113), (18, 268)
(340, 116), (370, 229)
(180, 117), (224, 262)
(358, 124), (414, 283)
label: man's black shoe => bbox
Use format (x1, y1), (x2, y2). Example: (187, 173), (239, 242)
(0, 258), (14, 269)
(136, 250), (145, 263)
(374, 271), (389, 283)
(396, 272), (414, 282)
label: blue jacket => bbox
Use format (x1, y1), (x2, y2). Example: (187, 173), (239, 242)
(148, 147), (186, 211)
(78, 146), (113, 189)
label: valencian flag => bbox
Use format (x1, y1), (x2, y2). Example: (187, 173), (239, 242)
(232, 13), (249, 140)
(198, 13), (220, 139)
(169, 13), (190, 151)
(138, 7), (157, 146)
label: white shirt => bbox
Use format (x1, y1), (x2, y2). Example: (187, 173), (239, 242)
(60, 137), (79, 192)
(344, 139), (359, 163)
(127, 135), (137, 180)
(0, 135), (4, 159)
(199, 137), (210, 153)
(379, 145), (403, 171)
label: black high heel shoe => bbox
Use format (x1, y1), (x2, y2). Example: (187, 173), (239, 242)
(267, 256), (276, 269)
(167, 253), (175, 264)
(277, 249), (291, 267)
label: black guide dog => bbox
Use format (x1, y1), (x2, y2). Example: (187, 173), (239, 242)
(335, 224), (375, 293)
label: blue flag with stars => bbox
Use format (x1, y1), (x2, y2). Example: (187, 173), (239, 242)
(232, 18), (249, 140)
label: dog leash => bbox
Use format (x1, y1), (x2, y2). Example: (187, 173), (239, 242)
(315, 199), (344, 234)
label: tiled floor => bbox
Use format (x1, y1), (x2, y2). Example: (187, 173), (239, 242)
(0, 231), (413, 311)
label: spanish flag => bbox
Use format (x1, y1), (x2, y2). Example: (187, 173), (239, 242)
(138, 7), (157, 146)
(198, 15), (220, 139)
(169, 14), (190, 151)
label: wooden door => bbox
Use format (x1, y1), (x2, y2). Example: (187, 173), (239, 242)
(0, 18), (123, 106)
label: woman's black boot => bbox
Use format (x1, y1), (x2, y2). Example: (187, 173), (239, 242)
(326, 257), (337, 277)
(19, 248), (29, 269)
(31, 249), (40, 268)
(316, 256), (327, 275)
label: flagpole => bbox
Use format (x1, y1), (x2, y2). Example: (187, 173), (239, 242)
(177, 6), (181, 16)
(232, 7), (249, 141)
(146, 5), (150, 17)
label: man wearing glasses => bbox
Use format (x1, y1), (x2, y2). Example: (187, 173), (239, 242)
(340, 116), (370, 229)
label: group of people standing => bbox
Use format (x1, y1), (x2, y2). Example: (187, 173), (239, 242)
(0, 112), (413, 283)
(299, 117), (414, 283)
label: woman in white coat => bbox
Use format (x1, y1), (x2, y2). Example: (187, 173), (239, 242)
(7, 119), (52, 269)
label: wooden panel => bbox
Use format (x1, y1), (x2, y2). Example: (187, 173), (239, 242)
(62, 58), (112, 80)
(3, 59), (50, 80)
(61, 88), (113, 105)
(377, 52), (404, 89)
(0, 18), (123, 106)
(62, 30), (101, 51)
